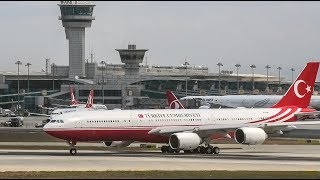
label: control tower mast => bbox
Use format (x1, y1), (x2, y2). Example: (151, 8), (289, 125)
(116, 44), (148, 75)
(58, 1), (95, 79)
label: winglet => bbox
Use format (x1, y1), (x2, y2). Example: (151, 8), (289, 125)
(166, 90), (185, 109)
(85, 89), (94, 108)
(272, 62), (319, 108)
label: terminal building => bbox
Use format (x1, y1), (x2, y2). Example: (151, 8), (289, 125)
(0, 1), (318, 113)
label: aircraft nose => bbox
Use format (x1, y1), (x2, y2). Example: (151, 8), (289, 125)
(43, 123), (49, 131)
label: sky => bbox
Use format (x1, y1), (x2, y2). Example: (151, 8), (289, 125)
(1, 1), (320, 81)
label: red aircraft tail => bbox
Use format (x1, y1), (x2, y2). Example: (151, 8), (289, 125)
(272, 62), (319, 108)
(166, 90), (185, 109)
(85, 89), (94, 108)
(70, 86), (78, 106)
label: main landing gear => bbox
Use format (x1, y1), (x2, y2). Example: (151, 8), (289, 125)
(161, 145), (220, 154)
(67, 141), (77, 155)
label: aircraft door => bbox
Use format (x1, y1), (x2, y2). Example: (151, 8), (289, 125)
(210, 114), (216, 124)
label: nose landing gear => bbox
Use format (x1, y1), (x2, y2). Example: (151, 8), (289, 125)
(68, 141), (77, 155)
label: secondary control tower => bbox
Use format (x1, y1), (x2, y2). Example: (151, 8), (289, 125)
(116, 44), (148, 75)
(58, 1), (95, 79)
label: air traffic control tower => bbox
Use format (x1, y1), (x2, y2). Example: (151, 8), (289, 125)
(58, 1), (95, 79)
(116, 44), (148, 75)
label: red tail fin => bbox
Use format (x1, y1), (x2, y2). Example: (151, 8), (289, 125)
(85, 89), (94, 108)
(166, 90), (185, 109)
(70, 86), (78, 105)
(272, 62), (319, 108)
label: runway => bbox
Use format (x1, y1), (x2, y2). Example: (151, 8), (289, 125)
(0, 144), (320, 171)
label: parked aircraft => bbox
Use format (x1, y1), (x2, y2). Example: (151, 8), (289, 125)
(34, 89), (107, 118)
(180, 92), (320, 110)
(63, 86), (107, 109)
(166, 90), (185, 109)
(166, 90), (209, 109)
(49, 89), (107, 119)
(44, 62), (320, 155)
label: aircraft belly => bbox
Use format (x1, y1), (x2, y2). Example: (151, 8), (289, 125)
(45, 129), (168, 143)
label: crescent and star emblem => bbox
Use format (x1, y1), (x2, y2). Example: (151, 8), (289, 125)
(170, 100), (180, 109)
(293, 80), (311, 98)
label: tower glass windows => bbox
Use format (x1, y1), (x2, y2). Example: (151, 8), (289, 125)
(60, 6), (93, 16)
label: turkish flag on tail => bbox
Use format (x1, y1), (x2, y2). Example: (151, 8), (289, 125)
(273, 62), (319, 108)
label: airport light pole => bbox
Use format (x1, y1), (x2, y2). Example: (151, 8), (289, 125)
(51, 63), (55, 91)
(183, 59), (190, 96)
(277, 66), (282, 90)
(25, 63), (31, 93)
(250, 64), (256, 93)
(15, 60), (22, 112)
(265, 65), (271, 94)
(217, 62), (223, 95)
(235, 63), (241, 93)
(290, 68), (295, 83)
(100, 61), (106, 104)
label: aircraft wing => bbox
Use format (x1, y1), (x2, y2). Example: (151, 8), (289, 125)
(52, 104), (70, 108)
(148, 121), (320, 137)
(294, 111), (320, 119)
(148, 124), (246, 135)
(29, 113), (50, 117)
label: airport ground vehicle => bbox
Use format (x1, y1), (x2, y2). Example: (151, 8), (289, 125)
(2, 109), (15, 117)
(35, 118), (50, 128)
(1, 117), (23, 127)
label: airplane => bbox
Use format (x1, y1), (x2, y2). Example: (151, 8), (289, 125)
(34, 89), (107, 119)
(166, 90), (209, 109)
(166, 90), (185, 109)
(180, 92), (320, 110)
(58, 86), (107, 109)
(44, 62), (320, 156)
(70, 86), (79, 106)
(49, 89), (107, 119)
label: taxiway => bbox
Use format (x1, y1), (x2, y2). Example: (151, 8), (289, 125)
(0, 144), (319, 171)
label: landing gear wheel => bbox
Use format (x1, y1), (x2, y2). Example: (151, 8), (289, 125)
(70, 148), (77, 155)
(192, 146), (201, 154)
(205, 146), (214, 154)
(167, 147), (174, 153)
(213, 147), (220, 154)
(161, 146), (167, 153)
(200, 146), (206, 154)
(184, 150), (191, 154)
(174, 149), (180, 153)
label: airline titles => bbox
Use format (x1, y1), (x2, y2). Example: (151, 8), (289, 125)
(139, 113), (201, 119)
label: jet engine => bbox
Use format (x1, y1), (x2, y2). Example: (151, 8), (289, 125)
(169, 132), (202, 150)
(103, 141), (133, 147)
(234, 127), (268, 145)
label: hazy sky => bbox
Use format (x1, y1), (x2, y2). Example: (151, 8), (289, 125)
(1, 1), (320, 81)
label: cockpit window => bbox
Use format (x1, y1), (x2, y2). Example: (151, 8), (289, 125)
(50, 119), (65, 123)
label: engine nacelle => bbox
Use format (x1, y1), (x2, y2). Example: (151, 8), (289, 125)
(234, 127), (268, 145)
(103, 141), (133, 147)
(169, 133), (202, 150)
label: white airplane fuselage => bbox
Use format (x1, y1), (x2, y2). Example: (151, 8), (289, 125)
(44, 106), (310, 143)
